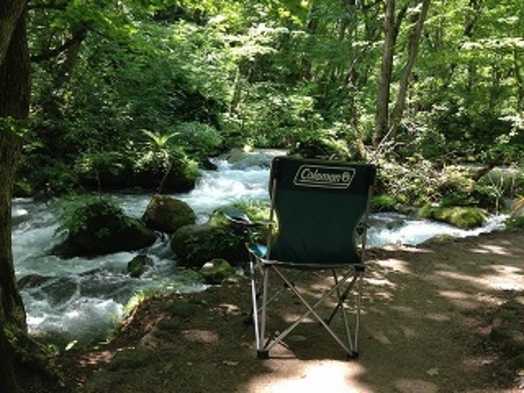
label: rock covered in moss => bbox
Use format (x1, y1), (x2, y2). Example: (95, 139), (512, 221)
(128, 255), (154, 278)
(170, 224), (247, 268)
(418, 205), (487, 229)
(142, 194), (196, 233)
(54, 199), (157, 256)
(199, 259), (236, 284)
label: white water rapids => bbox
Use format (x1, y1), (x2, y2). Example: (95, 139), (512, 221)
(11, 151), (506, 347)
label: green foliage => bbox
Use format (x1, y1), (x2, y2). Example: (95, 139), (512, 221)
(142, 130), (179, 151)
(55, 197), (126, 237)
(505, 215), (524, 229)
(507, 193), (524, 229)
(376, 158), (439, 207)
(0, 117), (28, 137)
(375, 157), (506, 213)
(174, 122), (223, 157)
(226, 83), (322, 147)
(20, 0), (524, 206)
(371, 195), (398, 212)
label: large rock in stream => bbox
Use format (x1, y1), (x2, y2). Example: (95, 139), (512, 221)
(170, 223), (248, 269)
(53, 200), (157, 257)
(142, 194), (196, 234)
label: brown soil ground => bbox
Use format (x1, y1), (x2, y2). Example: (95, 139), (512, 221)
(25, 229), (524, 392)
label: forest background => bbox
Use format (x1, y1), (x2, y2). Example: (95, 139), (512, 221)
(1, 0), (524, 391)
(10, 0), (524, 204)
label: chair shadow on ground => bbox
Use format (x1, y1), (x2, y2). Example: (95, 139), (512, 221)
(236, 231), (524, 392)
(78, 232), (524, 393)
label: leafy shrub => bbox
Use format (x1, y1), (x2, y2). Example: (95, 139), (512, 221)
(175, 121), (223, 157)
(505, 215), (524, 229)
(55, 197), (126, 237)
(375, 158), (439, 207)
(371, 195), (398, 212)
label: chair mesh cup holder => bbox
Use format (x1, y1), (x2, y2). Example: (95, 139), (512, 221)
(224, 156), (376, 360)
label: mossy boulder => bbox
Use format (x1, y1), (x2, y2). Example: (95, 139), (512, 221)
(170, 224), (247, 268)
(127, 255), (154, 278)
(419, 234), (456, 246)
(418, 205), (487, 229)
(54, 200), (157, 256)
(199, 259), (236, 284)
(142, 194), (196, 234)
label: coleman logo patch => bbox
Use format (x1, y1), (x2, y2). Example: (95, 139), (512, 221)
(294, 165), (355, 189)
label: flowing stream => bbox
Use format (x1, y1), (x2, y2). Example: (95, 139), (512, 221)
(12, 150), (506, 347)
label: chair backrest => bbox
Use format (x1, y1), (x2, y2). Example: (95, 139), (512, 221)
(268, 156), (376, 267)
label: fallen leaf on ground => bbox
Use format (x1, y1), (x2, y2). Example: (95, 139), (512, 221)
(427, 368), (440, 376)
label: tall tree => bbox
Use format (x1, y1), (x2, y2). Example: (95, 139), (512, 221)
(388, 0), (431, 139)
(373, 0), (431, 149)
(374, 0), (399, 147)
(0, 0), (30, 391)
(373, 0), (408, 147)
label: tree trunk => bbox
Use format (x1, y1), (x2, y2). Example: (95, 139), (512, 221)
(514, 47), (523, 112)
(472, 154), (504, 183)
(373, 0), (396, 148)
(0, 1), (30, 391)
(0, 322), (18, 392)
(373, 0), (409, 149)
(388, 0), (431, 139)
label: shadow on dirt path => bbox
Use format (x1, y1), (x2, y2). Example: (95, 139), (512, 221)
(54, 230), (524, 393)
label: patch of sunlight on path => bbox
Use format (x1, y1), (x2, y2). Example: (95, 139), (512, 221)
(245, 360), (370, 393)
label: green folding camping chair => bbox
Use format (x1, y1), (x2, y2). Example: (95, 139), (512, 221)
(225, 156), (376, 359)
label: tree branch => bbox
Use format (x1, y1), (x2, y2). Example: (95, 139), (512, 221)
(30, 28), (87, 62)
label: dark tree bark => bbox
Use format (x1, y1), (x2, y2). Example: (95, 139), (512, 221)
(0, 323), (18, 392)
(0, 1), (30, 391)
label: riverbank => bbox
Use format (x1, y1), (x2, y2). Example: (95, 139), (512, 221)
(28, 229), (524, 392)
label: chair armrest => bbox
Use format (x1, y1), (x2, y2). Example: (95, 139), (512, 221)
(222, 210), (273, 228)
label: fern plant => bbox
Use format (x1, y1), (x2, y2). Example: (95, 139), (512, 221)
(141, 129), (179, 150)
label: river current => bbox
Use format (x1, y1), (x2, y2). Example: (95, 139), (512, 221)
(11, 150), (506, 347)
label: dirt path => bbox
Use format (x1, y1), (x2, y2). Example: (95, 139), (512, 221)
(53, 229), (524, 393)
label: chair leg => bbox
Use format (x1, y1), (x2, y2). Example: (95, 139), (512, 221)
(250, 258), (263, 352)
(250, 258), (271, 359)
(249, 264), (363, 359)
(262, 266), (357, 357)
(258, 266), (270, 356)
(353, 270), (364, 354)
(325, 269), (358, 325)
(325, 267), (364, 357)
